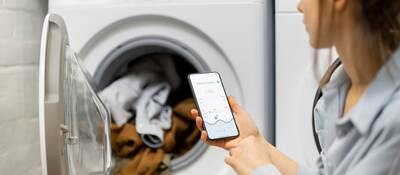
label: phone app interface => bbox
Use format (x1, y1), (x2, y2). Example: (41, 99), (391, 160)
(190, 73), (238, 139)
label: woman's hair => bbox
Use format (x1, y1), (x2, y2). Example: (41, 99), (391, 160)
(361, 0), (400, 61)
(317, 0), (400, 86)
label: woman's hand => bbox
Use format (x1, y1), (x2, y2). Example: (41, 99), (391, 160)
(225, 136), (273, 175)
(190, 96), (260, 150)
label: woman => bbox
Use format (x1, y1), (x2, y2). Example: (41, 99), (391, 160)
(190, 0), (400, 174)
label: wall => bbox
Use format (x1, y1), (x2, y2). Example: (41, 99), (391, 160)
(0, 0), (46, 174)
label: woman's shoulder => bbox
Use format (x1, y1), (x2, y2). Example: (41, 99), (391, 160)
(374, 90), (400, 134)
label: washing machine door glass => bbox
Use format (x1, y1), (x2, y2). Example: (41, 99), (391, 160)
(39, 14), (112, 175)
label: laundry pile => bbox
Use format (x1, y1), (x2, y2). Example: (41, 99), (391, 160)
(99, 54), (200, 175)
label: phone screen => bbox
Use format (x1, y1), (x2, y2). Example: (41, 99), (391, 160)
(188, 72), (239, 140)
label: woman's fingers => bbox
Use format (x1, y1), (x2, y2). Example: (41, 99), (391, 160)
(224, 155), (238, 170)
(224, 155), (234, 166)
(192, 109), (204, 131)
(196, 117), (204, 131)
(201, 131), (222, 147)
(201, 131), (228, 148)
(201, 131), (217, 145)
(192, 97), (247, 150)
(190, 109), (199, 119)
(224, 139), (240, 149)
(201, 130), (208, 143)
(229, 147), (239, 156)
(198, 120), (224, 147)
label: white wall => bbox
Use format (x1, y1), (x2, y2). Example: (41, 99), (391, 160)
(0, 0), (46, 174)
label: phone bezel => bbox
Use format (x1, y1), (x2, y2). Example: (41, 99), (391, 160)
(188, 72), (240, 141)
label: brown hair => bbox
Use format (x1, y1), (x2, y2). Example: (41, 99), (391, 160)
(316, 0), (400, 86)
(361, 0), (400, 62)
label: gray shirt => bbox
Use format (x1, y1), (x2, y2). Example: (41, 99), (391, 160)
(253, 48), (400, 175)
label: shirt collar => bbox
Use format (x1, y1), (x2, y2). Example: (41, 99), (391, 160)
(323, 65), (350, 90)
(344, 47), (400, 135)
(322, 47), (400, 135)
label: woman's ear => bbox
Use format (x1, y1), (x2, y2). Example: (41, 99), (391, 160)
(334, 0), (348, 12)
(297, 1), (304, 13)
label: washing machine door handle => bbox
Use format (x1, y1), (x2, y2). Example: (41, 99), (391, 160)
(38, 13), (112, 175)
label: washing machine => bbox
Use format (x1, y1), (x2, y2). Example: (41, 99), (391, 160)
(39, 0), (274, 174)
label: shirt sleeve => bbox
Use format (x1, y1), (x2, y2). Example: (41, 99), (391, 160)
(388, 151), (400, 175)
(296, 165), (319, 175)
(252, 164), (282, 175)
(252, 164), (320, 175)
(345, 118), (400, 175)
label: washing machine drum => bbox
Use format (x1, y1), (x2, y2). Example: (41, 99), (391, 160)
(39, 14), (112, 175)
(92, 43), (208, 173)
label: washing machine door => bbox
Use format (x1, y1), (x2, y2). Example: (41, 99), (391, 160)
(38, 14), (112, 175)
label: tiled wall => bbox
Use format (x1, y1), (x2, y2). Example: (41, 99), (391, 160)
(0, 0), (46, 174)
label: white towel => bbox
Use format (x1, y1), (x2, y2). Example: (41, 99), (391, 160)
(134, 82), (172, 148)
(98, 72), (157, 126)
(99, 54), (180, 148)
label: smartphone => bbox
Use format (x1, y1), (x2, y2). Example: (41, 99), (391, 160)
(188, 72), (239, 140)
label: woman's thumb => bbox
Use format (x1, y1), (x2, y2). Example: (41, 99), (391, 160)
(228, 96), (241, 113)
